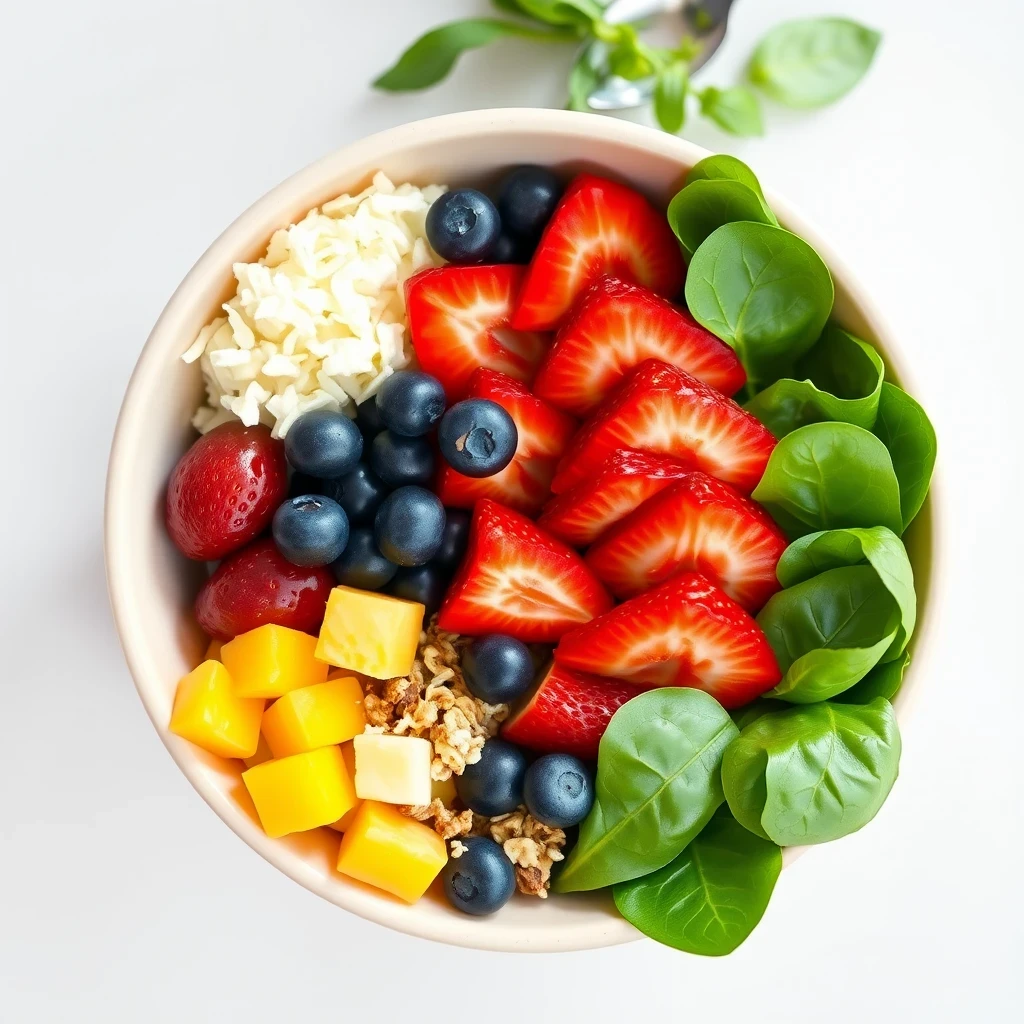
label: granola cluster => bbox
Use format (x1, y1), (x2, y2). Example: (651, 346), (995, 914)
(473, 808), (567, 898)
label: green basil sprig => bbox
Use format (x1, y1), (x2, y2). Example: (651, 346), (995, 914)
(555, 688), (738, 893)
(873, 383), (938, 530)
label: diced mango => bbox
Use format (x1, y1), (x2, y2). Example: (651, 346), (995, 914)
(242, 746), (357, 838)
(170, 660), (263, 758)
(353, 732), (432, 805)
(205, 638), (223, 661)
(316, 586), (423, 679)
(336, 801), (447, 903)
(261, 676), (366, 758)
(242, 733), (274, 769)
(222, 624), (328, 698)
(329, 742), (361, 832)
(431, 773), (458, 807)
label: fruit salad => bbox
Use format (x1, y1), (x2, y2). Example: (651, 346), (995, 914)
(165, 156), (935, 954)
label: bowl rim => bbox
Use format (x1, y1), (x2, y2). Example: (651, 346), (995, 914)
(105, 107), (943, 954)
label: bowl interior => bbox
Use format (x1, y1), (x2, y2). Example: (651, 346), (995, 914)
(106, 109), (935, 953)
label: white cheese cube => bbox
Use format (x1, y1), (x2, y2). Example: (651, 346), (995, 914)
(353, 733), (432, 806)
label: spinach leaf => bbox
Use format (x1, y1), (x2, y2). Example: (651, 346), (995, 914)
(748, 17), (882, 109)
(667, 180), (775, 259)
(834, 650), (909, 705)
(685, 155), (772, 213)
(744, 326), (884, 438)
(654, 60), (689, 134)
(555, 688), (738, 893)
(684, 222), (833, 388)
(873, 382), (937, 530)
(777, 526), (916, 660)
(731, 698), (781, 731)
(751, 422), (903, 538)
(613, 808), (781, 956)
(507, 0), (603, 27)
(758, 565), (899, 703)
(373, 18), (575, 91)
(722, 699), (901, 845)
(698, 86), (764, 137)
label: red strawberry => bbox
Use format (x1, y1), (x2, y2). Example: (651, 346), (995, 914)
(537, 450), (690, 548)
(501, 662), (648, 761)
(533, 277), (746, 416)
(437, 368), (577, 515)
(437, 500), (612, 642)
(512, 175), (686, 332)
(551, 360), (776, 496)
(166, 422), (288, 561)
(554, 572), (781, 709)
(406, 265), (549, 400)
(585, 472), (788, 609)
(195, 538), (334, 639)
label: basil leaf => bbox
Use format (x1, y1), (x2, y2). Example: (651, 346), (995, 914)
(653, 60), (689, 134)
(698, 86), (764, 136)
(873, 382), (937, 530)
(511, 0), (603, 27)
(685, 154), (772, 211)
(722, 699), (901, 845)
(667, 179), (774, 259)
(374, 18), (574, 91)
(555, 688), (738, 893)
(777, 526), (916, 660)
(749, 17), (881, 109)
(613, 808), (781, 956)
(745, 326), (884, 438)
(684, 222), (834, 389)
(834, 650), (909, 705)
(567, 47), (602, 111)
(752, 422), (903, 539)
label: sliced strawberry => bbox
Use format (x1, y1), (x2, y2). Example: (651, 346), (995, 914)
(554, 572), (781, 709)
(437, 369), (577, 515)
(501, 661), (648, 761)
(533, 277), (746, 415)
(437, 499), (612, 642)
(406, 265), (549, 400)
(537, 449), (690, 548)
(512, 175), (686, 332)
(551, 360), (776, 496)
(585, 472), (788, 609)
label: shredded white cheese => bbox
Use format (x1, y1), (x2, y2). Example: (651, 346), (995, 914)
(183, 171), (447, 437)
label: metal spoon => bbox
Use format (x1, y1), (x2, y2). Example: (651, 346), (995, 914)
(586, 0), (736, 111)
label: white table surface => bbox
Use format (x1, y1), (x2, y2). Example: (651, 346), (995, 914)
(3, 0), (1022, 1020)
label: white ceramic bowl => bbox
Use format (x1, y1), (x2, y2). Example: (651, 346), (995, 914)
(106, 108), (939, 953)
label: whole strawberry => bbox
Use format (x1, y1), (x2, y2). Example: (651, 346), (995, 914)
(195, 538), (334, 639)
(166, 422), (288, 560)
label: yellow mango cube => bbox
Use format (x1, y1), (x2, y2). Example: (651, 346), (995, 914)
(336, 801), (447, 903)
(353, 732), (432, 806)
(242, 733), (274, 769)
(431, 773), (458, 807)
(170, 660), (263, 758)
(205, 638), (223, 661)
(242, 746), (357, 838)
(222, 624), (328, 698)
(329, 742), (361, 832)
(316, 586), (423, 679)
(261, 675), (366, 758)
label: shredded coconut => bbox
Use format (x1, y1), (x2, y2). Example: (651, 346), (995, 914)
(183, 171), (446, 437)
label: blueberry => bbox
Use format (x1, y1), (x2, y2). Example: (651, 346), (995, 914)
(426, 188), (501, 264)
(443, 836), (516, 916)
(438, 400), (517, 478)
(285, 410), (363, 479)
(388, 564), (449, 615)
(455, 739), (528, 816)
(376, 371), (446, 437)
(272, 494), (350, 567)
(523, 753), (594, 828)
(369, 430), (435, 488)
(496, 165), (563, 242)
(491, 232), (529, 265)
(356, 396), (385, 438)
(463, 635), (535, 704)
(321, 463), (388, 526)
(374, 486), (446, 567)
(331, 527), (397, 590)
(433, 509), (471, 571)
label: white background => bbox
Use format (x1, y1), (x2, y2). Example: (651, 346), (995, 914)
(3, 0), (1022, 1020)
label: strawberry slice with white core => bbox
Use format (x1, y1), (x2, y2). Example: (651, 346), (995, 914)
(554, 572), (782, 709)
(406, 265), (549, 400)
(501, 661), (648, 761)
(551, 359), (776, 496)
(437, 368), (577, 515)
(537, 449), (690, 548)
(585, 472), (788, 608)
(437, 499), (613, 642)
(512, 175), (686, 332)
(533, 277), (746, 415)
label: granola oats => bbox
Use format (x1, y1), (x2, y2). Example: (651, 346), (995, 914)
(401, 798), (474, 841)
(474, 807), (567, 898)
